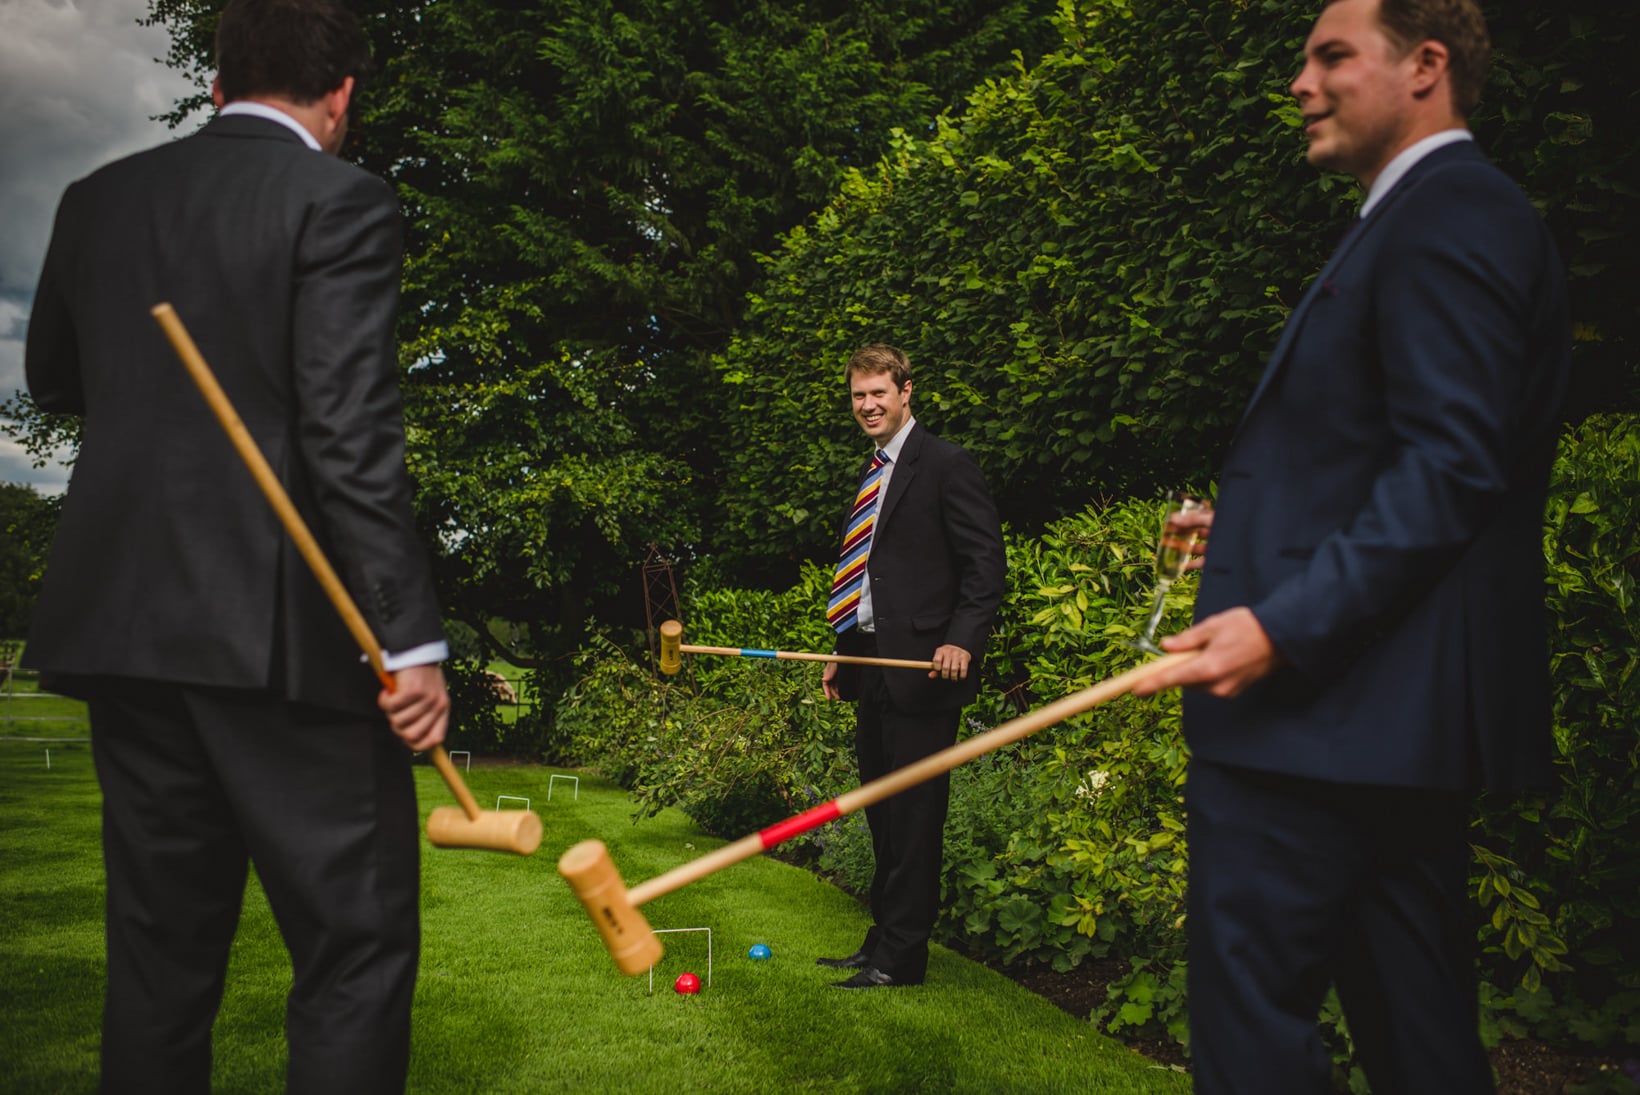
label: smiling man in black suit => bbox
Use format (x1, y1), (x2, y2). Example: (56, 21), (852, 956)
(23, 1), (448, 1090)
(817, 343), (1006, 989)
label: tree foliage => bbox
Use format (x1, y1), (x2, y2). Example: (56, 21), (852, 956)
(129, 0), (1060, 668)
(0, 483), (58, 641)
(712, 0), (1639, 574)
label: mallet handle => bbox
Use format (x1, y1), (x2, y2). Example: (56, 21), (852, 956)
(679, 644), (935, 671)
(151, 302), (482, 823)
(625, 652), (1193, 907)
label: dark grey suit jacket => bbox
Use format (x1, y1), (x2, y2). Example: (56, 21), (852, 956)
(833, 423), (1006, 711)
(1185, 141), (1571, 792)
(23, 115), (443, 715)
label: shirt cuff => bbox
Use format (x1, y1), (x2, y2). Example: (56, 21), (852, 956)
(381, 641), (450, 671)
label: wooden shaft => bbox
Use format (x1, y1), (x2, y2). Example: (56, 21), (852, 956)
(678, 644), (935, 671)
(628, 833), (764, 907)
(428, 740), (483, 821)
(659, 620), (935, 673)
(623, 652), (1195, 908)
(151, 302), (480, 822)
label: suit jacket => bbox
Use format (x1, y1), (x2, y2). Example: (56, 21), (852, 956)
(1184, 141), (1571, 792)
(832, 423), (1006, 711)
(23, 115), (443, 716)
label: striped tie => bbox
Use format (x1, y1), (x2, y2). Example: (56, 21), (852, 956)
(827, 450), (888, 633)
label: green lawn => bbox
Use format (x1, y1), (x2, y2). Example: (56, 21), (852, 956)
(0, 746), (1188, 1093)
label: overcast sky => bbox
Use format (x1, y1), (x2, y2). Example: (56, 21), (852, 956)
(0, 0), (199, 493)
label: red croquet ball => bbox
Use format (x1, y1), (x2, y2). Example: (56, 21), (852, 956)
(674, 972), (702, 995)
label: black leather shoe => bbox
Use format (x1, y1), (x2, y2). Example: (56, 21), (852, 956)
(832, 966), (911, 989)
(815, 949), (871, 970)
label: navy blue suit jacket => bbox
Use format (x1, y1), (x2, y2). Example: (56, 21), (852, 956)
(1184, 141), (1570, 792)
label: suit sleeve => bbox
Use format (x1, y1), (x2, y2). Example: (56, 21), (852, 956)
(1251, 166), (1559, 676)
(290, 170), (443, 653)
(938, 446), (1007, 656)
(24, 186), (86, 415)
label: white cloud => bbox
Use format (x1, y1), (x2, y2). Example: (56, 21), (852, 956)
(0, 0), (199, 489)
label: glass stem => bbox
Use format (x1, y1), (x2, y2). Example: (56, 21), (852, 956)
(1139, 578), (1174, 644)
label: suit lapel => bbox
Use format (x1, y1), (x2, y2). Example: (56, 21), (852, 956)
(1232, 220), (1372, 440)
(1231, 142), (1481, 443)
(875, 423), (923, 532)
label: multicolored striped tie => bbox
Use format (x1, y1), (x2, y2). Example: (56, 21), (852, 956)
(827, 450), (888, 633)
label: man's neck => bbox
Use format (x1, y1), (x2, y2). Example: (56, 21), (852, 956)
(1357, 108), (1467, 191)
(243, 95), (331, 150)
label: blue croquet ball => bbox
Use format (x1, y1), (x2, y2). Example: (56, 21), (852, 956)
(748, 944), (772, 961)
(674, 972), (701, 994)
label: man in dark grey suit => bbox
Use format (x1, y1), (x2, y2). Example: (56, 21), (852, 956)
(23, 1), (448, 1090)
(1135, 0), (1570, 1090)
(817, 344), (1006, 988)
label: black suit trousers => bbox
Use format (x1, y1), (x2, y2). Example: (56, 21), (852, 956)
(1184, 760), (1491, 1095)
(88, 681), (420, 1095)
(852, 663), (959, 983)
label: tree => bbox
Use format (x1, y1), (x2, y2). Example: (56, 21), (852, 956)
(127, 0), (1062, 672)
(0, 483), (58, 641)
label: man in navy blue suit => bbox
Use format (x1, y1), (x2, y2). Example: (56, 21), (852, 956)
(1135, 0), (1571, 1090)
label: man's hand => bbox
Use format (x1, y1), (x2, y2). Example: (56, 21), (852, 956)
(929, 644), (972, 682)
(378, 663), (450, 751)
(1130, 607), (1284, 698)
(821, 659), (841, 701)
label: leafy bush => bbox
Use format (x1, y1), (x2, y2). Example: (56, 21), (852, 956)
(549, 567), (860, 838)
(1470, 414), (1640, 1052)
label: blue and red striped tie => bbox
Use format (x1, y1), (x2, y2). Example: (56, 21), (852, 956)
(827, 450), (888, 633)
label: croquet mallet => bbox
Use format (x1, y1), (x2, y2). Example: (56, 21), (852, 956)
(560, 650), (1195, 973)
(151, 302), (541, 856)
(658, 618), (934, 675)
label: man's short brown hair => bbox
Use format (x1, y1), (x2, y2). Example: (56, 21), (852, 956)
(215, 0), (373, 105)
(1327, 0), (1490, 116)
(845, 344), (912, 389)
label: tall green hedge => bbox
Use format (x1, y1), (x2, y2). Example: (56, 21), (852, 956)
(709, 0), (1637, 573)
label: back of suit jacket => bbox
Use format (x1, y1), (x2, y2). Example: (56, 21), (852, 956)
(23, 115), (442, 715)
(833, 423), (1006, 711)
(1184, 142), (1570, 792)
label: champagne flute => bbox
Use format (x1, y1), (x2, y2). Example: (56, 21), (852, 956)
(1131, 491), (1205, 655)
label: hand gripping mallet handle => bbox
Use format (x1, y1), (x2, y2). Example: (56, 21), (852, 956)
(151, 303), (541, 856)
(657, 619), (934, 675)
(560, 650), (1197, 973)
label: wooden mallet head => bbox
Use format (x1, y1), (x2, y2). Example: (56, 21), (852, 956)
(558, 839), (663, 974)
(426, 805), (543, 855)
(659, 619), (684, 675)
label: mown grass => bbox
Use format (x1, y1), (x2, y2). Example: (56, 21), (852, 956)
(0, 747), (1187, 1093)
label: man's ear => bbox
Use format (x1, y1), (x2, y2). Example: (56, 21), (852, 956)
(323, 75), (356, 129)
(1408, 39), (1450, 100)
(211, 76), (225, 110)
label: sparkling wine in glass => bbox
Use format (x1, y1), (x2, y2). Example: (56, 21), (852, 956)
(1131, 491), (1204, 655)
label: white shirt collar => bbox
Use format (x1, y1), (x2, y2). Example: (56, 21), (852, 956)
(877, 415), (916, 463)
(1359, 129), (1473, 219)
(218, 101), (322, 152)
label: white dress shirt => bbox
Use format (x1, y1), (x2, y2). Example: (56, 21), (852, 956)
(1359, 128), (1473, 219)
(856, 414), (916, 634)
(218, 101), (322, 151)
